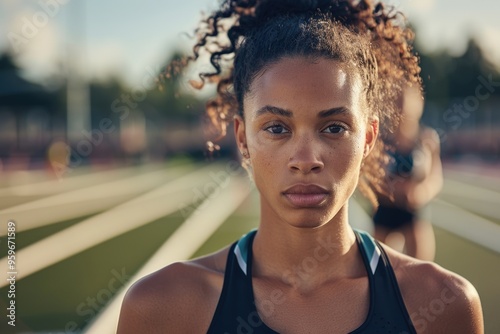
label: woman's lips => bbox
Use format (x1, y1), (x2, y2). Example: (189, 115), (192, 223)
(282, 184), (330, 207)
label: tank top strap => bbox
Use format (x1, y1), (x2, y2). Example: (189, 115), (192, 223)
(234, 228), (257, 276)
(353, 229), (417, 334)
(207, 229), (275, 333)
(354, 228), (382, 275)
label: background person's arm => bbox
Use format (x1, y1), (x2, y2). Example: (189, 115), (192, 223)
(406, 127), (443, 210)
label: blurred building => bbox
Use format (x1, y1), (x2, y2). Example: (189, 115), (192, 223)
(0, 53), (58, 170)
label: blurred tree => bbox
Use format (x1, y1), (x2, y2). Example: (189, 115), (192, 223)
(0, 52), (19, 72)
(446, 39), (499, 98)
(0, 52), (56, 157)
(417, 37), (500, 118)
(418, 50), (453, 107)
(418, 39), (500, 101)
(415, 37), (500, 160)
(141, 51), (204, 123)
(89, 76), (127, 124)
(0, 52), (54, 108)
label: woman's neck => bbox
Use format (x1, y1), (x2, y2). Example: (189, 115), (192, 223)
(251, 203), (364, 293)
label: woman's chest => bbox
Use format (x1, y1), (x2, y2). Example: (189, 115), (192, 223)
(252, 277), (370, 334)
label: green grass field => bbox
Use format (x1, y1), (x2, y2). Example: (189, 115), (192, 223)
(0, 161), (498, 333)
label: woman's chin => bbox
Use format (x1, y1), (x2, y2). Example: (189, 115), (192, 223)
(280, 213), (332, 229)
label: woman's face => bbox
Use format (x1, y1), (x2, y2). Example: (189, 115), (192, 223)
(235, 57), (378, 228)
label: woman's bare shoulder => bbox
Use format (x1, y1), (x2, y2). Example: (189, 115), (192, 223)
(381, 244), (484, 333)
(116, 246), (231, 334)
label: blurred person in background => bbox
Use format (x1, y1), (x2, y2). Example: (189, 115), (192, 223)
(373, 85), (443, 261)
(117, 1), (483, 333)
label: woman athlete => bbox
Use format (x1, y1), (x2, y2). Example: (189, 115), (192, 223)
(373, 85), (442, 261)
(117, 1), (483, 333)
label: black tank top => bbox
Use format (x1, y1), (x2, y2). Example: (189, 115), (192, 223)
(207, 229), (417, 334)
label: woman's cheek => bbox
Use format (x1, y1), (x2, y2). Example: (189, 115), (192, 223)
(250, 134), (285, 164)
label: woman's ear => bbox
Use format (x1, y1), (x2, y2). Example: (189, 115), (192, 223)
(364, 117), (379, 158)
(234, 115), (248, 154)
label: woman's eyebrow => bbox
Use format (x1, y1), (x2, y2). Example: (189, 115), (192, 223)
(318, 106), (350, 118)
(255, 105), (293, 117)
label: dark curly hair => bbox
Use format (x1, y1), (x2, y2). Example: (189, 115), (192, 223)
(187, 0), (422, 205)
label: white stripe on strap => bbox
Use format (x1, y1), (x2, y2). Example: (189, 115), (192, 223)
(234, 244), (247, 275)
(370, 244), (381, 274)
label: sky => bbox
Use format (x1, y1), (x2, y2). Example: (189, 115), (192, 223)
(1, 0), (499, 88)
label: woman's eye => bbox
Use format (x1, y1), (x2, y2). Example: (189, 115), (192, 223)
(324, 125), (346, 134)
(265, 124), (289, 134)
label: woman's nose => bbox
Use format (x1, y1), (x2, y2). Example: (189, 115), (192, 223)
(287, 138), (324, 174)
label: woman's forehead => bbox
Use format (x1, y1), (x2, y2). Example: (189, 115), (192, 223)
(244, 57), (364, 117)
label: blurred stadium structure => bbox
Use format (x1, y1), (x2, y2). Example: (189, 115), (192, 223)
(0, 39), (499, 171)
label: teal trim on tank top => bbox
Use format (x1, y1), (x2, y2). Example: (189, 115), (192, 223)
(234, 228), (257, 275)
(356, 229), (382, 274)
(233, 228), (380, 276)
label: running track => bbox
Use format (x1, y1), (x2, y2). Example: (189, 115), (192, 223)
(0, 161), (498, 333)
